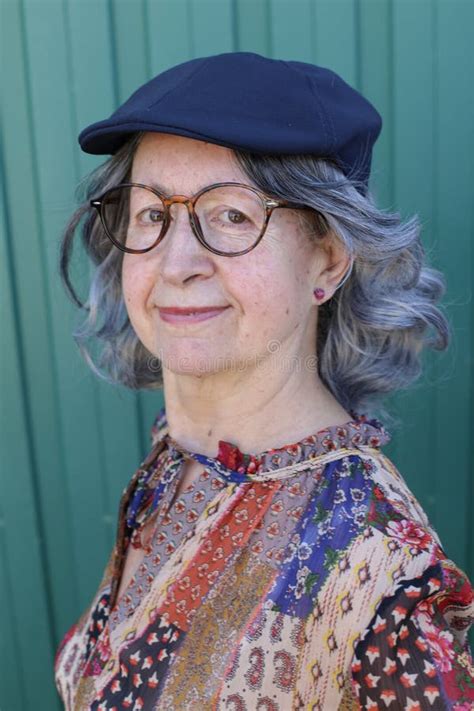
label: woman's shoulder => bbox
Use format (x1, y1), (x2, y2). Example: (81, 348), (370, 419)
(348, 451), (474, 707)
(316, 448), (474, 705)
(354, 447), (443, 547)
(350, 550), (474, 708)
(320, 446), (473, 629)
(347, 449), (473, 634)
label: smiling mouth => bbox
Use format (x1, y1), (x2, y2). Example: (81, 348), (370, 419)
(158, 306), (229, 314)
(157, 306), (230, 324)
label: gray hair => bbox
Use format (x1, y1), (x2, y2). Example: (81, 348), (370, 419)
(59, 132), (451, 428)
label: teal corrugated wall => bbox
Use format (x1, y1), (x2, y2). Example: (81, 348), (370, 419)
(1, 1), (473, 708)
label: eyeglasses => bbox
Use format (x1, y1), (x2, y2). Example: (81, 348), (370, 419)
(90, 181), (312, 257)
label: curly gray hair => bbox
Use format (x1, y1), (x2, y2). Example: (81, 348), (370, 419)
(59, 132), (451, 428)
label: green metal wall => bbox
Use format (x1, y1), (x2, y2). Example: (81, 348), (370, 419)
(1, 1), (473, 708)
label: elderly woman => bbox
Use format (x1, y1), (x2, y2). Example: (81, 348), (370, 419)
(54, 52), (473, 709)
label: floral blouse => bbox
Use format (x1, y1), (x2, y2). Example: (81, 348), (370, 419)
(54, 407), (474, 710)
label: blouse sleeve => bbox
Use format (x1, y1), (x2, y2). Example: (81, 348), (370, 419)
(350, 559), (474, 709)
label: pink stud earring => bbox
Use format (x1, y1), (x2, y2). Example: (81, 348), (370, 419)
(313, 287), (325, 300)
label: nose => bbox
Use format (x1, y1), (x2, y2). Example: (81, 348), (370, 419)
(157, 201), (215, 285)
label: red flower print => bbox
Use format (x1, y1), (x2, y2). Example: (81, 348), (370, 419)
(266, 521), (281, 538)
(171, 521), (183, 535)
(288, 506), (303, 522)
(235, 509), (249, 524)
(270, 500), (284, 514)
(186, 509), (199, 523)
(287, 482), (303, 497)
(415, 605), (456, 673)
(386, 519), (432, 551)
(425, 625), (455, 672)
(155, 531), (167, 545)
(322, 435), (337, 451)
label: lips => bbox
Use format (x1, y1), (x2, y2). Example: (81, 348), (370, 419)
(158, 306), (228, 315)
(157, 305), (230, 324)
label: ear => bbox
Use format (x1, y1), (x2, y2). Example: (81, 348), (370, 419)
(311, 231), (352, 302)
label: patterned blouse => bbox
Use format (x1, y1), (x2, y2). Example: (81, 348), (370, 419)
(54, 407), (474, 710)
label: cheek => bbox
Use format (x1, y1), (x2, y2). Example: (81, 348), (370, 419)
(121, 255), (132, 293)
(246, 240), (310, 310)
(121, 259), (149, 317)
(121, 265), (135, 309)
(232, 259), (304, 335)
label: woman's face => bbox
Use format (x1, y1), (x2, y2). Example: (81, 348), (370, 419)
(122, 132), (328, 377)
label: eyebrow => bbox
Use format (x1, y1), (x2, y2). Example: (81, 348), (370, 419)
(137, 180), (169, 193)
(140, 181), (208, 197)
(134, 180), (240, 194)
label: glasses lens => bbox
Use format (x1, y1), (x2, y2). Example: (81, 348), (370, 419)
(194, 186), (265, 254)
(101, 186), (166, 251)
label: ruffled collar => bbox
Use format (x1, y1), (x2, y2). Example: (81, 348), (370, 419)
(150, 406), (391, 483)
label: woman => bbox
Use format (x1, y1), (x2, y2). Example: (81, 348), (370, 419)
(54, 52), (473, 709)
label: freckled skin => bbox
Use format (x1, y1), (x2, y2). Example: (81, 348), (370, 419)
(121, 132), (353, 454)
(124, 202), (315, 371)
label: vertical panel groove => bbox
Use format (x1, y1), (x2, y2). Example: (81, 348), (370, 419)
(143, 0), (152, 78)
(0, 137), (30, 711)
(231, 0), (239, 49)
(62, 0), (81, 181)
(355, 0), (362, 90)
(15, 0), (69, 650)
(187, 0), (196, 57)
(107, 0), (121, 107)
(0, 536), (27, 709)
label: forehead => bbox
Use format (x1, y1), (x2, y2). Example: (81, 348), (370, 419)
(131, 132), (247, 191)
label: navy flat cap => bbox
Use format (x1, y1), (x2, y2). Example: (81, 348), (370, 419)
(79, 51), (382, 193)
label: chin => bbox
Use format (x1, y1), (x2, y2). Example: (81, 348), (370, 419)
(155, 345), (224, 375)
(161, 360), (227, 378)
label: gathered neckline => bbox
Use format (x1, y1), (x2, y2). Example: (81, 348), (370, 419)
(150, 406), (391, 481)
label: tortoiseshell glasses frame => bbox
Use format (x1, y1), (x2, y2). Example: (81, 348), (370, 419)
(90, 181), (316, 257)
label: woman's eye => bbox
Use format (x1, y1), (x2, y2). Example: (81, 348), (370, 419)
(227, 210), (247, 224)
(138, 208), (164, 224)
(221, 209), (250, 225)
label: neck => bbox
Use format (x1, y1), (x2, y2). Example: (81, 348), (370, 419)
(161, 355), (352, 457)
